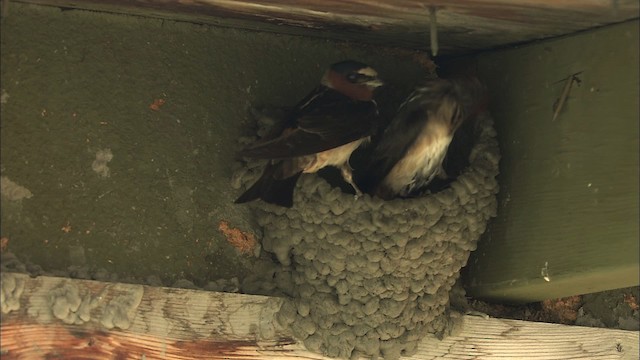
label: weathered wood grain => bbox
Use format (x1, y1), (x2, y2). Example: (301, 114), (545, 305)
(9, 0), (640, 54)
(1, 273), (638, 359)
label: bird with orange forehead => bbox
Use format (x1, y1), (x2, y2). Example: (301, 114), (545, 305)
(358, 77), (488, 200)
(235, 60), (384, 208)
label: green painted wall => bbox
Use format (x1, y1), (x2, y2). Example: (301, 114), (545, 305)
(0, 4), (429, 286)
(464, 20), (640, 303)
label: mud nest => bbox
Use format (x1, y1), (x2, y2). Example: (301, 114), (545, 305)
(234, 113), (500, 359)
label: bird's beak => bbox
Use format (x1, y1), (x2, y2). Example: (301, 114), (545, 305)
(356, 67), (384, 88)
(365, 78), (384, 88)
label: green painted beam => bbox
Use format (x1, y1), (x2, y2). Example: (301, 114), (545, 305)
(464, 20), (640, 304)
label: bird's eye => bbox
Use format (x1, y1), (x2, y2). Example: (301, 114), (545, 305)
(347, 73), (358, 82)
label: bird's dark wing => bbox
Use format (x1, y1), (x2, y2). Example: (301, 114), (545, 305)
(239, 90), (378, 159)
(359, 77), (484, 196)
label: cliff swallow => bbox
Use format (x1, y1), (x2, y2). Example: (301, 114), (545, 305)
(235, 60), (383, 207)
(359, 77), (487, 200)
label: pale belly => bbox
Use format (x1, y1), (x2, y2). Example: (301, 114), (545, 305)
(383, 133), (452, 195)
(303, 138), (367, 173)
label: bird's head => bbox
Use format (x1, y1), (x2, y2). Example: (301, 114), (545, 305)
(321, 60), (384, 101)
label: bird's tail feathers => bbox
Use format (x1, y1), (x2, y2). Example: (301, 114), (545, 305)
(234, 162), (301, 208)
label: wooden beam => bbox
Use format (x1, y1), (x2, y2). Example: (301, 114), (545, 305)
(463, 20), (640, 303)
(10, 0), (640, 54)
(1, 273), (638, 359)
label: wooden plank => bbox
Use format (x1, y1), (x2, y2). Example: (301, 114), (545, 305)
(1, 273), (638, 359)
(463, 20), (640, 303)
(10, 0), (640, 54)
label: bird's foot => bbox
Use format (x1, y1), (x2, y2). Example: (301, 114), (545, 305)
(340, 164), (363, 198)
(352, 187), (363, 200)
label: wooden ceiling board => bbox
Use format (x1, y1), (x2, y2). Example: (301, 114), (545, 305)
(11, 0), (640, 54)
